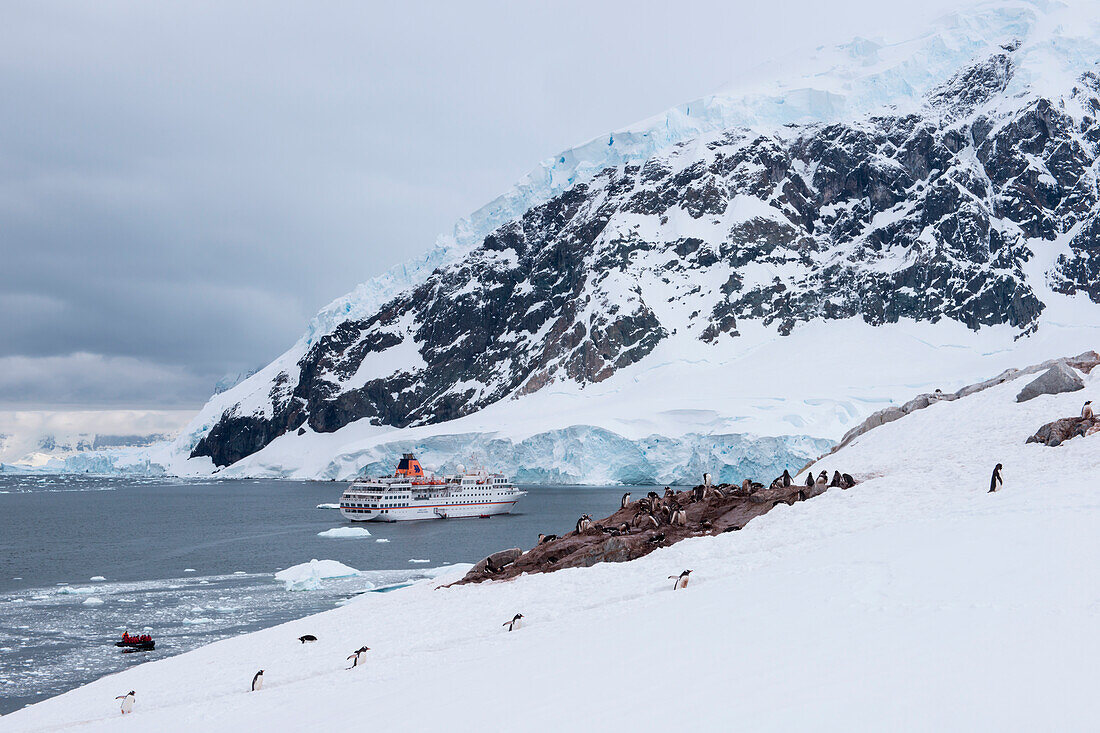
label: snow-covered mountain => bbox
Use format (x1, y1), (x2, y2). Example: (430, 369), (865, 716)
(48, 0), (1100, 482)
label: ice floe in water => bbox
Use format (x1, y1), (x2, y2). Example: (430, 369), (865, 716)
(81, 597), (103, 606)
(375, 539), (390, 543)
(89, 576), (106, 582)
(184, 569), (196, 573)
(408, 559), (431, 564)
(317, 527), (371, 538)
(274, 559), (360, 591)
(58, 587), (96, 595)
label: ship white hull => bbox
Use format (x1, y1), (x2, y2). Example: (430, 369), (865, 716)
(340, 497), (521, 522)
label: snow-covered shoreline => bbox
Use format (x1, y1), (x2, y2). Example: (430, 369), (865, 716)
(6, 357), (1098, 731)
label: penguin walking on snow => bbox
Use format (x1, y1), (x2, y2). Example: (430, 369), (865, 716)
(251, 670), (264, 691)
(1084, 400), (1094, 419)
(298, 634), (317, 644)
(347, 646), (370, 668)
(989, 464), (1003, 493)
(805, 472), (814, 488)
(669, 570), (692, 590)
(115, 691), (135, 714)
(503, 613), (524, 631)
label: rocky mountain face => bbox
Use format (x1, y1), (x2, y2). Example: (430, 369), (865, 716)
(193, 48), (1100, 468)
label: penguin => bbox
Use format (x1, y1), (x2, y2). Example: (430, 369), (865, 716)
(664, 487), (675, 499)
(842, 473), (856, 489)
(637, 512), (659, 530)
(617, 522), (630, 534)
(503, 613), (524, 632)
(115, 691), (135, 715)
(817, 470), (828, 483)
(782, 469), (792, 487)
(769, 475), (785, 490)
(298, 634), (317, 644)
(647, 491), (661, 504)
(576, 514), (593, 533)
(691, 485), (705, 502)
(669, 570), (692, 590)
(805, 472), (814, 488)
(702, 472), (712, 487)
(1084, 400), (1094, 419)
(620, 492), (632, 509)
(347, 646), (370, 668)
(989, 463), (1003, 493)
(829, 471), (843, 488)
(251, 670), (264, 691)
(537, 533), (558, 545)
(671, 508), (687, 526)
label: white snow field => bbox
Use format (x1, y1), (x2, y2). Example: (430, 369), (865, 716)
(5, 362), (1097, 731)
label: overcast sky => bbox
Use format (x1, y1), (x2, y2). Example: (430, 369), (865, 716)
(1, 0), (961, 409)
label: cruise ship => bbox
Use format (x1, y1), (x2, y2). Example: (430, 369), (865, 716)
(338, 454), (526, 522)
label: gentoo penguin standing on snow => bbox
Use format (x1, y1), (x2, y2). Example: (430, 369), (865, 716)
(989, 464), (1003, 493)
(251, 670), (264, 691)
(503, 613), (524, 632)
(620, 492), (632, 509)
(805, 472), (814, 488)
(669, 570), (692, 590)
(298, 634), (317, 644)
(347, 646), (370, 668)
(1083, 400), (1094, 419)
(781, 469), (792, 487)
(115, 691), (135, 714)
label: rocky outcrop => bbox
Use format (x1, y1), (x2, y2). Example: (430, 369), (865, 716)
(1015, 362), (1085, 402)
(1026, 415), (1099, 446)
(833, 351), (1099, 451)
(454, 478), (841, 585)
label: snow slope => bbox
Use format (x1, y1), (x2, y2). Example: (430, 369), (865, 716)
(6, 358), (1098, 730)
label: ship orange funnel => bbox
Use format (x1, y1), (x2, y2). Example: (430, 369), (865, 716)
(395, 453), (424, 477)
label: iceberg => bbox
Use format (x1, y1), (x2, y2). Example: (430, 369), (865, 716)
(317, 527), (371, 539)
(274, 559), (360, 591)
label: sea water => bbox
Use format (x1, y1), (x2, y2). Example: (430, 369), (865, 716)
(0, 475), (632, 712)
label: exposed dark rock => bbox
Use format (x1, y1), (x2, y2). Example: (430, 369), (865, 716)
(469, 548), (523, 576)
(1026, 415), (1100, 446)
(1016, 362), (1085, 402)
